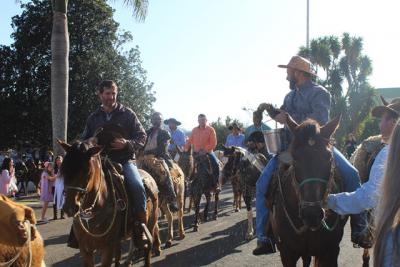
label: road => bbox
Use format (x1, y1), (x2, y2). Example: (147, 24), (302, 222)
(27, 185), (368, 266)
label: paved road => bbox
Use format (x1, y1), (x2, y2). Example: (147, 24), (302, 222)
(28, 185), (368, 266)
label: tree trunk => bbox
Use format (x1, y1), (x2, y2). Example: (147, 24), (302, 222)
(51, 4), (69, 156)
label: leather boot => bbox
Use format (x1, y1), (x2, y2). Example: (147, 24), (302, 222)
(60, 209), (65, 219)
(53, 204), (58, 220)
(133, 212), (149, 249)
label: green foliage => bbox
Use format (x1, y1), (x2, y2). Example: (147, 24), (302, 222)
(0, 0), (155, 149)
(210, 116), (244, 150)
(298, 33), (377, 144)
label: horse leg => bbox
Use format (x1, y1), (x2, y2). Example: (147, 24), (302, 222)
(100, 246), (114, 267)
(79, 247), (95, 267)
(239, 191), (242, 210)
(279, 247), (300, 267)
(301, 255), (311, 267)
(245, 196), (254, 241)
(114, 241), (121, 267)
(152, 219), (161, 257)
(177, 191), (186, 239)
(162, 201), (173, 248)
(203, 192), (211, 222)
(362, 249), (370, 267)
(213, 190), (219, 220)
(314, 246), (339, 267)
(193, 195), (201, 232)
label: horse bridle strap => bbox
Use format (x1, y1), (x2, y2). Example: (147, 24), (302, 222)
(298, 178), (328, 188)
(65, 185), (87, 194)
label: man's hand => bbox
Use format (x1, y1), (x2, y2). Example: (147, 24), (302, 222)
(274, 110), (288, 124)
(110, 138), (128, 150)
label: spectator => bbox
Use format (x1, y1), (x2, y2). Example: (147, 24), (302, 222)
(53, 156), (65, 220)
(39, 162), (55, 222)
(345, 133), (357, 158)
(0, 158), (15, 196)
(374, 120), (400, 267)
(225, 123), (245, 148)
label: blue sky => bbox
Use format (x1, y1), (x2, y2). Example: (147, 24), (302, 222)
(1, 0), (400, 130)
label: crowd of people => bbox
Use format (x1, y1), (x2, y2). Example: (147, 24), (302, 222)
(1, 55), (399, 267)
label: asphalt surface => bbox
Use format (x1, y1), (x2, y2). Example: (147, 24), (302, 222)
(26, 185), (368, 266)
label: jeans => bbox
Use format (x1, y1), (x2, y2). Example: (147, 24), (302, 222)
(255, 147), (361, 243)
(123, 161), (147, 213)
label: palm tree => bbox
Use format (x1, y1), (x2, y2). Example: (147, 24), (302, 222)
(50, 0), (148, 156)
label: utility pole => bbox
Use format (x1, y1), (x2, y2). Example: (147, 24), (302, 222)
(306, 0), (310, 49)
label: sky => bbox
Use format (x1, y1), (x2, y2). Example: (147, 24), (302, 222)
(1, 0), (400, 130)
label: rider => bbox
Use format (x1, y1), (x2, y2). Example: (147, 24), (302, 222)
(253, 55), (367, 255)
(68, 80), (148, 248)
(225, 123), (245, 148)
(247, 131), (272, 160)
(244, 111), (271, 143)
(327, 98), (400, 221)
(143, 112), (179, 212)
(165, 118), (186, 160)
(185, 114), (219, 189)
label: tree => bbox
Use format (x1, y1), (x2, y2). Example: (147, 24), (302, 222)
(298, 33), (378, 144)
(50, 0), (148, 156)
(210, 116), (244, 150)
(0, 0), (155, 149)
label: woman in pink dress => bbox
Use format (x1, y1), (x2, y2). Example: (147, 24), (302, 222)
(39, 162), (55, 222)
(0, 158), (15, 196)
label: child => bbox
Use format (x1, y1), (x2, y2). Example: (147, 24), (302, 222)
(53, 156), (65, 220)
(39, 162), (55, 222)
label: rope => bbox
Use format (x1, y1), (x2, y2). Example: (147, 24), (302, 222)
(0, 220), (32, 267)
(76, 158), (118, 238)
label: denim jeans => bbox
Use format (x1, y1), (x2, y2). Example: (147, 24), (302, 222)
(255, 147), (361, 243)
(123, 161), (147, 213)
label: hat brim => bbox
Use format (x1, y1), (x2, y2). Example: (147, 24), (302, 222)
(164, 119), (181, 126)
(228, 126), (240, 131)
(372, 106), (399, 118)
(277, 64), (317, 76)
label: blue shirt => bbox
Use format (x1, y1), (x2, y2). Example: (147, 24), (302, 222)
(167, 128), (186, 153)
(225, 133), (245, 148)
(282, 80), (330, 126)
(245, 123), (271, 142)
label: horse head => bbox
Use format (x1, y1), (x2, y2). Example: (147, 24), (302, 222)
(221, 145), (242, 180)
(58, 140), (103, 217)
(177, 145), (194, 179)
(286, 114), (340, 230)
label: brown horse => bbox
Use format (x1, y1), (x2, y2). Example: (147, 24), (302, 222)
(268, 116), (347, 267)
(221, 145), (268, 240)
(176, 146), (194, 213)
(137, 154), (186, 248)
(59, 140), (160, 267)
(0, 194), (45, 267)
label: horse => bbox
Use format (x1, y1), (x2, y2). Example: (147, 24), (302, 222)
(190, 153), (220, 232)
(0, 194), (45, 267)
(59, 140), (160, 267)
(221, 145), (268, 240)
(176, 146), (194, 213)
(350, 134), (384, 267)
(268, 115), (347, 267)
(137, 154), (186, 248)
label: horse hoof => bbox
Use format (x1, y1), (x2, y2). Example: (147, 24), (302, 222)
(153, 249), (161, 257)
(213, 214), (218, 220)
(165, 241), (172, 248)
(235, 208), (239, 212)
(193, 226), (198, 232)
(245, 233), (254, 241)
(179, 232), (186, 240)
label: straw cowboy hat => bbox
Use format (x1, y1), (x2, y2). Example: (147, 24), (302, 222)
(228, 122), (241, 131)
(163, 118), (182, 126)
(371, 96), (400, 118)
(278, 55), (317, 76)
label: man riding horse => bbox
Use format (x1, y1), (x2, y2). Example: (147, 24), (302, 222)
(185, 114), (219, 190)
(253, 55), (368, 255)
(67, 80), (148, 248)
(141, 112), (179, 212)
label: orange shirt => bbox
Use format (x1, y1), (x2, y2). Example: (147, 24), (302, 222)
(185, 125), (217, 153)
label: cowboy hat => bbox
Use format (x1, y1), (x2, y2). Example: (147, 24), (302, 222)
(278, 55), (317, 76)
(164, 118), (181, 126)
(228, 123), (241, 131)
(371, 96), (400, 118)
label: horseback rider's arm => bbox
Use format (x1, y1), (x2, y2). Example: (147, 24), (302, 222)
(125, 112), (147, 153)
(327, 146), (388, 215)
(205, 127), (217, 153)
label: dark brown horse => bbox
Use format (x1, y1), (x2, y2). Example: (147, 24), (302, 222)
(268, 115), (347, 267)
(221, 145), (268, 240)
(176, 146), (194, 213)
(190, 153), (220, 232)
(59, 140), (160, 267)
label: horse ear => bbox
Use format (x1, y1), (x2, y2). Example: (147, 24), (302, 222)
(320, 115), (341, 139)
(57, 139), (71, 152)
(286, 114), (299, 133)
(380, 95), (389, 106)
(86, 146), (103, 157)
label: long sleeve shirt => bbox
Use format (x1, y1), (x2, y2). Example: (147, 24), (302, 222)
(185, 125), (217, 153)
(0, 170), (12, 195)
(225, 133), (245, 148)
(168, 128), (186, 153)
(327, 146), (388, 215)
(244, 123), (271, 142)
